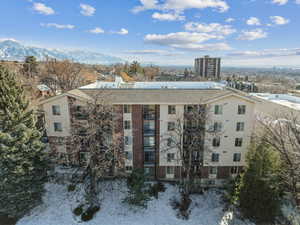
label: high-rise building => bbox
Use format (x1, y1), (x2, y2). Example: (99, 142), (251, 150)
(194, 55), (221, 79)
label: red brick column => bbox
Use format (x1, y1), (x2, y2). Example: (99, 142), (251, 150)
(132, 105), (144, 169)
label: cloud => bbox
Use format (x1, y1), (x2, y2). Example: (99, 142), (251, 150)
(296, 0), (300, 4)
(80, 4), (96, 16)
(132, 0), (229, 13)
(124, 49), (182, 56)
(152, 12), (185, 21)
(144, 32), (230, 51)
(40, 23), (75, 29)
(89, 27), (104, 34)
(225, 18), (235, 23)
(246, 17), (261, 26)
(237, 29), (267, 40)
(272, 0), (288, 5)
(227, 48), (300, 58)
(115, 28), (129, 35)
(184, 22), (236, 36)
(269, 16), (290, 25)
(33, 3), (55, 15)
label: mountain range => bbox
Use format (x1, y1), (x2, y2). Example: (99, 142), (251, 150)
(0, 40), (123, 64)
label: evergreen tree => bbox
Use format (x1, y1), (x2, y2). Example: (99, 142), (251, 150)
(234, 141), (282, 223)
(0, 66), (48, 218)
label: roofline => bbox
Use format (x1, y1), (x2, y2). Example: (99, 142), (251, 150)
(78, 88), (225, 91)
(37, 92), (90, 105)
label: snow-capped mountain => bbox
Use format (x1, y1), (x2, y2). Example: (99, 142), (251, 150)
(0, 40), (123, 64)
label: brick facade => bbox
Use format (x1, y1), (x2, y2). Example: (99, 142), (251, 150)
(132, 105), (144, 169)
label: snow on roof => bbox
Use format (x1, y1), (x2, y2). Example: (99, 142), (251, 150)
(250, 93), (300, 110)
(79, 76), (226, 90)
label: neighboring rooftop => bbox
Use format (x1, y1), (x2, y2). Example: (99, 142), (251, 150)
(250, 93), (300, 110)
(79, 76), (226, 90)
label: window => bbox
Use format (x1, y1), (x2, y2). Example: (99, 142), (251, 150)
(168, 122), (175, 131)
(209, 167), (217, 174)
(144, 136), (155, 147)
(144, 151), (155, 163)
(124, 105), (131, 114)
(54, 122), (62, 132)
(214, 105), (223, 115)
(168, 105), (176, 114)
(166, 166), (174, 175)
(213, 122), (222, 132)
(167, 138), (172, 147)
(167, 153), (175, 162)
(52, 105), (61, 115)
(124, 120), (131, 130)
(126, 166), (132, 171)
(238, 105), (246, 115)
(211, 153), (219, 162)
(236, 122), (245, 132)
(235, 138), (243, 147)
(231, 166), (238, 174)
(212, 137), (221, 147)
(124, 136), (132, 146)
(233, 153), (241, 162)
(125, 151), (133, 160)
(144, 120), (155, 135)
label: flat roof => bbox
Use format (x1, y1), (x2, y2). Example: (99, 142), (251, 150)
(79, 80), (226, 90)
(250, 93), (300, 110)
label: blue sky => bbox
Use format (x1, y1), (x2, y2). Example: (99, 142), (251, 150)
(1, 0), (300, 67)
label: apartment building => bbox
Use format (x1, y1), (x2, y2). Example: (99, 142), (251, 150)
(194, 55), (221, 80)
(39, 77), (255, 186)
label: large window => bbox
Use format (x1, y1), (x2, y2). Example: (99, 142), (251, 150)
(233, 153), (241, 162)
(168, 105), (176, 115)
(144, 136), (155, 147)
(124, 105), (131, 114)
(238, 105), (246, 115)
(235, 138), (243, 147)
(168, 122), (175, 131)
(166, 166), (174, 175)
(54, 122), (62, 132)
(211, 153), (219, 162)
(124, 120), (131, 130)
(144, 151), (155, 163)
(236, 122), (245, 132)
(144, 120), (155, 135)
(52, 105), (61, 115)
(212, 137), (221, 147)
(214, 105), (223, 115)
(209, 167), (217, 174)
(167, 153), (175, 162)
(124, 136), (132, 146)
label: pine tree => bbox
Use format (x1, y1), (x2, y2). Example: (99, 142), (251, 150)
(235, 141), (283, 223)
(0, 66), (48, 218)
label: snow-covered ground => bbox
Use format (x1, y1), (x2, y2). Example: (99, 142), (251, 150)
(17, 181), (254, 225)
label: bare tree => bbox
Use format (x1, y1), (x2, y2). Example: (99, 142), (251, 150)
(69, 93), (123, 209)
(258, 112), (300, 203)
(40, 57), (85, 95)
(161, 104), (215, 217)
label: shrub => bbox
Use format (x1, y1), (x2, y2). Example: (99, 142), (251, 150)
(67, 184), (76, 192)
(73, 205), (83, 216)
(81, 206), (100, 222)
(148, 182), (166, 199)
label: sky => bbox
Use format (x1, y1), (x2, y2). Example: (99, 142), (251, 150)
(1, 0), (300, 67)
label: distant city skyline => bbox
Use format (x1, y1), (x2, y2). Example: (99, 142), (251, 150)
(1, 0), (300, 67)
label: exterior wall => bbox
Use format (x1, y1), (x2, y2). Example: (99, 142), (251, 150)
(123, 106), (133, 168)
(132, 105), (144, 169)
(43, 96), (71, 137)
(204, 96), (254, 168)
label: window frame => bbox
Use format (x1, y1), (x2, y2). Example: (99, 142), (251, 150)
(238, 105), (246, 115)
(167, 121), (175, 131)
(235, 138), (243, 147)
(211, 153), (219, 162)
(212, 136), (221, 147)
(52, 105), (61, 116)
(168, 105), (176, 115)
(233, 153), (241, 162)
(124, 120), (131, 130)
(123, 105), (131, 114)
(236, 122), (245, 132)
(214, 105), (223, 115)
(54, 122), (63, 132)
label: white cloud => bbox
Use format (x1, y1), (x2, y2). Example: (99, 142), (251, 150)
(225, 18), (235, 23)
(124, 49), (182, 56)
(89, 27), (104, 34)
(116, 28), (129, 35)
(237, 29), (267, 40)
(40, 23), (75, 29)
(144, 32), (230, 51)
(269, 16), (290, 25)
(33, 3), (55, 15)
(296, 0), (300, 4)
(133, 0), (229, 13)
(272, 0), (288, 5)
(80, 4), (96, 16)
(184, 22), (236, 36)
(152, 12), (185, 21)
(246, 17), (261, 26)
